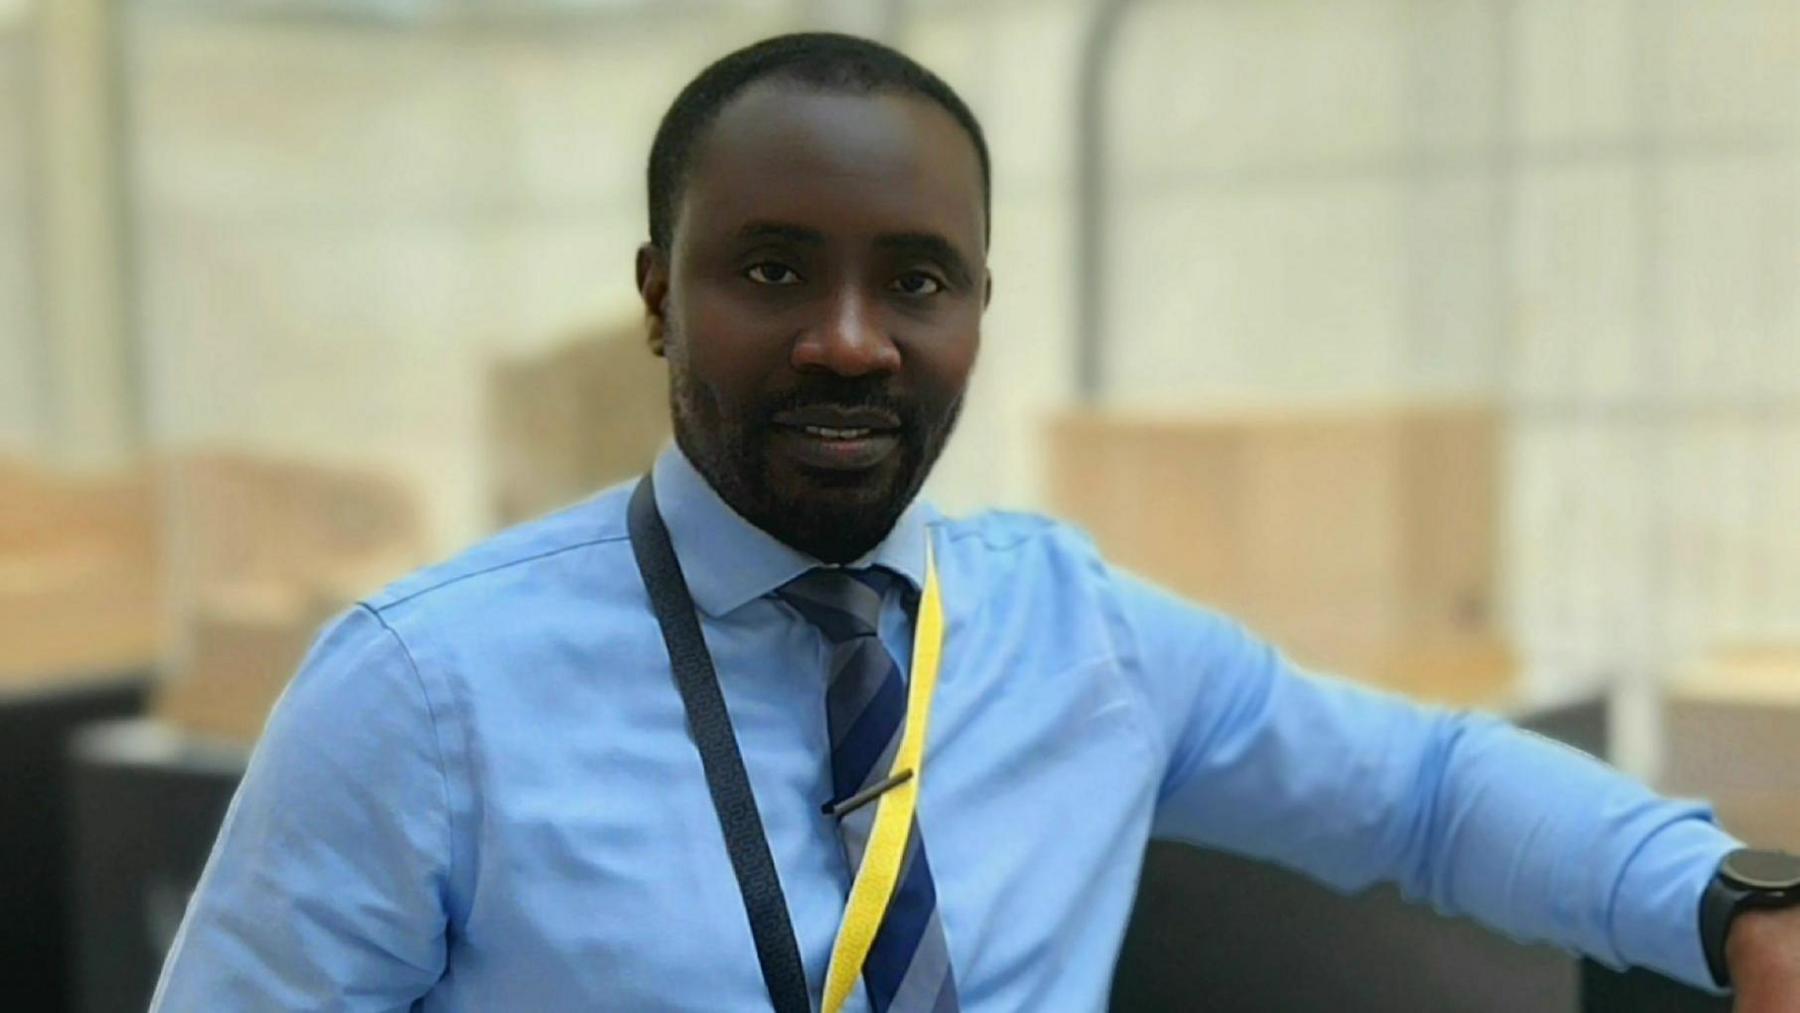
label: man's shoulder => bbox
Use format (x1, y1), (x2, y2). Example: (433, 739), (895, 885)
(929, 507), (1107, 571)
(363, 480), (636, 619)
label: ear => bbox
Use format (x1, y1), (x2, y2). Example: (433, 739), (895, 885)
(636, 243), (671, 358)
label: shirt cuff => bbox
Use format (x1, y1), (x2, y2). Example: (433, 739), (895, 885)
(1609, 810), (1740, 992)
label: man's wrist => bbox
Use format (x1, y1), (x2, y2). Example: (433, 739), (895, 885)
(1725, 906), (1800, 995)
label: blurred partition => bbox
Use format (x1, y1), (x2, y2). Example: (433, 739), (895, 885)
(1050, 401), (1513, 706)
(153, 450), (427, 744)
(0, 460), (162, 684)
(487, 320), (668, 527)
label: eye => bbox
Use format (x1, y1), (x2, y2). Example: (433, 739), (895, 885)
(744, 262), (802, 286)
(891, 271), (944, 297)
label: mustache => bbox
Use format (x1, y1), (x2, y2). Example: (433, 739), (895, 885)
(756, 381), (918, 428)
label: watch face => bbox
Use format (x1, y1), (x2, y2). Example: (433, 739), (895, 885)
(1724, 849), (1800, 891)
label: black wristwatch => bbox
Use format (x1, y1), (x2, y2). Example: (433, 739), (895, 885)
(1699, 848), (1800, 988)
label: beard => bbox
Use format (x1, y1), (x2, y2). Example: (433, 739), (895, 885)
(667, 354), (961, 565)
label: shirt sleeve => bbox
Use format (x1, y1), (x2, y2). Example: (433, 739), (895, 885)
(1108, 568), (1738, 992)
(151, 604), (453, 1011)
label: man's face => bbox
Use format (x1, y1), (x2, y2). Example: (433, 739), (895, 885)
(638, 82), (988, 564)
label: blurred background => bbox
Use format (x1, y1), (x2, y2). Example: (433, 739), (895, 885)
(1, 1), (1795, 1010)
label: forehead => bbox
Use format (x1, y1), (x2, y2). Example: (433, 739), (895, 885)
(674, 82), (986, 255)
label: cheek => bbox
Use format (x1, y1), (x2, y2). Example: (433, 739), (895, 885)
(676, 288), (792, 404)
(909, 321), (980, 404)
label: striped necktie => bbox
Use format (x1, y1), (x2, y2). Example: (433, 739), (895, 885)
(777, 568), (960, 1013)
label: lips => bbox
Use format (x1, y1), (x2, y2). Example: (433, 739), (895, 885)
(768, 404), (904, 472)
(796, 424), (879, 439)
(771, 404), (902, 432)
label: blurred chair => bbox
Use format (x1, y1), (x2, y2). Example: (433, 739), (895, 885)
(1580, 961), (1729, 1012)
(1, 676), (150, 1013)
(65, 721), (246, 1013)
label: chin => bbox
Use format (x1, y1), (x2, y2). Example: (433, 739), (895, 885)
(761, 459), (915, 563)
(779, 460), (902, 501)
(673, 416), (932, 563)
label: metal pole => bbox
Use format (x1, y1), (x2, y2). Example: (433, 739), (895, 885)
(1073, 0), (1135, 405)
(31, 0), (140, 469)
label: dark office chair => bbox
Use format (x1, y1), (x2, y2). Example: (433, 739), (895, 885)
(1580, 961), (1729, 1013)
(0, 673), (151, 1013)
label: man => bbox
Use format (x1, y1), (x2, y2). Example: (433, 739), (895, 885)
(154, 32), (1798, 1012)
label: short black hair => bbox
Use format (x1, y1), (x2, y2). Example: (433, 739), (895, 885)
(646, 32), (991, 251)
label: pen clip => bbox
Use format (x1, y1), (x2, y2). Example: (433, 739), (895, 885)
(821, 768), (914, 820)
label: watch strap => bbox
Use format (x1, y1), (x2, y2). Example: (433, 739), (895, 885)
(1701, 871), (1745, 988)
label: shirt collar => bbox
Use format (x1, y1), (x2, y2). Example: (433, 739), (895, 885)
(650, 444), (931, 618)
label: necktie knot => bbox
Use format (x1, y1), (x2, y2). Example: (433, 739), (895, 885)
(776, 567), (893, 643)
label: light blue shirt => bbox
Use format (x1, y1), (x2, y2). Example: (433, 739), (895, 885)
(154, 446), (1737, 1011)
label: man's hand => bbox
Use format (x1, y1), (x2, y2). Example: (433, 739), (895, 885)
(1727, 906), (1800, 1012)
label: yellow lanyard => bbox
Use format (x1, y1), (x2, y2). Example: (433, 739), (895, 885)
(820, 537), (946, 1012)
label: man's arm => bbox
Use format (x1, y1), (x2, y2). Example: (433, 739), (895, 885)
(1106, 568), (1738, 990)
(151, 605), (453, 1010)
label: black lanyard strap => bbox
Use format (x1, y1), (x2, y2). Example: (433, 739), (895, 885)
(627, 474), (813, 1013)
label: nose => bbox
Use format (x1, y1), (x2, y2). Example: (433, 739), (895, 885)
(790, 286), (901, 377)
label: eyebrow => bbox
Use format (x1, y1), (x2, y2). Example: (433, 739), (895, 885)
(734, 222), (825, 245)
